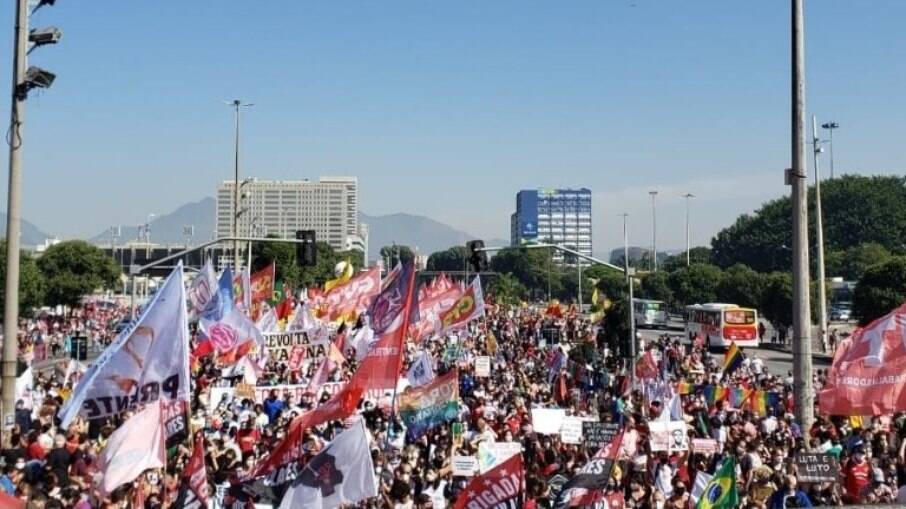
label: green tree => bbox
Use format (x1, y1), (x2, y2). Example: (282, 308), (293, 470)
(427, 246), (468, 272)
(490, 247), (559, 300)
(379, 245), (414, 266)
(759, 272), (793, 330)
(251, 234), (302, 287)
(712, 175), (906, 272)
(0, 240), (45, 315)
(37, 240), (120, 307)
(824, 242), (893, 282)
(853, 257), (906, 325)
(488, 273), (527, 306)
(667, 264), (722, 306)
(715, 264), (764, 309)
(638, 271), (672, 303)
(660, 247), (712, 272)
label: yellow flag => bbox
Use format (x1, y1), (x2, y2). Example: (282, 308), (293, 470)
(324, 259), (354, 292)
(591, 288), (600, 307)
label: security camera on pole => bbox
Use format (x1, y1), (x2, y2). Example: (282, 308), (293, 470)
(2, 0), (62, 433)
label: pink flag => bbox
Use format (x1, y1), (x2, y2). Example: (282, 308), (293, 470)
(95, 401), (166, 495)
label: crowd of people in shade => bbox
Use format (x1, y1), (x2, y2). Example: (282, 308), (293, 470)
(2, 296), (905, 509)
(17, 301), (129, 365)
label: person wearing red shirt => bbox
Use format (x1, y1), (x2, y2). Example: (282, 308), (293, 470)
(844, 448), (871, 503)
(236, 420), (260, 455)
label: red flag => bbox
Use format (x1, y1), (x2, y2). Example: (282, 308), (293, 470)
(819, 301), (906, 415)
(635, 350), (659, 380)
(347, 262), (417, 393)
(245, 384), (363, 480)
(0, 492), (24, 509)
(185, 431), (210, 504)
(313, 267), (381, 322)
(275, 283), (295, 321)
(453, 452), (524, 509)
(557, 432), (625, 507)
(250, 263), (275, 320)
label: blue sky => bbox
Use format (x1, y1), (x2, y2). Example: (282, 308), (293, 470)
(1, 1), (904, 254)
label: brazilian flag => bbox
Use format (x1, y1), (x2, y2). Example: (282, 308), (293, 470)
(697, 457), (738, 509)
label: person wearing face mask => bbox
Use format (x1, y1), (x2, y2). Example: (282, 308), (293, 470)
(419, 469), (449, 509)
(666, 481), (688, 509)
(767, 475), (812, 509)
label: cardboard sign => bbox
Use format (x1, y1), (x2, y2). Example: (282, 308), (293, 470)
(582, 422), (621, 450)
(649, 421), (688, 452)
(478, 442), (523, 474)
(531, 408), (567, 435)
(452, 456), (479, 477)
(559, 416), (584, 445)
(793, 453), (839, 483)
(691, 438), (719, 455)
(475, 356), (491, 377)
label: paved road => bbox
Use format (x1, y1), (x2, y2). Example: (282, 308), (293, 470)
(636, 326), (832, 377)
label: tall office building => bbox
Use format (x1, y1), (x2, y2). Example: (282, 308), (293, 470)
(510, 188), (592, 262)
(216, 177), (359, 252)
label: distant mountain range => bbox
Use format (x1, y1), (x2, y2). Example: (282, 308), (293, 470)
(360, 212), (506, 261)
(0, 213), (54, 247)
(88, 197), (216, 246)
(82, 197), (506, 261)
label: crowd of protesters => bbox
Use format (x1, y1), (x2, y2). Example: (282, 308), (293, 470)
(3, 288), (905, 509)
(17, 300), (129, 365)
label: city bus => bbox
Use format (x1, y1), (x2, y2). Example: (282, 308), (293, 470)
(633, 298), (669, 329)
(685, 303), (759, 348)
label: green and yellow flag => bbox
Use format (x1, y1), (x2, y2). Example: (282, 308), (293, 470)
(696, 456), (738, 509)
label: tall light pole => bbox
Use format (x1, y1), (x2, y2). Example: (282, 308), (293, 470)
(648, 190), (658, 271)
(227, 99), (253, 272)
(683, 193), (694, 266)
(789, 0), (814, 434)
(3, 0), (60, 431)
(812, 116), (828, 352)
(620, 213), (630, 283)
(821, 121), (839, 179)
(622, 212), (636, 383)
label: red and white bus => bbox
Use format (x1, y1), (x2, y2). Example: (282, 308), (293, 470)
(685, 303), (759, 348)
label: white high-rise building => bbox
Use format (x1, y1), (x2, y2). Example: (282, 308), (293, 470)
(216, 177), (359, 252)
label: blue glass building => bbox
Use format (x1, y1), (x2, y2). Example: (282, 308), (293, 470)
(510, 188), (592, 261)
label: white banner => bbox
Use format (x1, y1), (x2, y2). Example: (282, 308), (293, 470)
(59, 264), (190, 428)
(559, 416), (583, 445)
(207, 382), (346, 412)
(477, 442), (523, 474)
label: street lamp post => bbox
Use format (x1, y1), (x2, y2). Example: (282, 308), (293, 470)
(683, 193), (694, 266)
(3, 0), (60, 431)
(812, 116), (828, 352)
(649, 190), (658, 271)
(821, 121), (839, 179)
(227, 99), (253, 272)
(620, 213), (629, 284)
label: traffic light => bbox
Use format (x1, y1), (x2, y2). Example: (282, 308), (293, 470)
(296, 230), (317, 267)
(467, 240), (488, 273)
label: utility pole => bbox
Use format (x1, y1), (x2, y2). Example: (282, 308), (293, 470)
(228, 99), (252, 272)
(684, 193), (694, 266)
(790, 0), (814, 433)
(649, 190), (658, 271)
(812, 116), (828, 352)
(2, 0), (28, 432)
